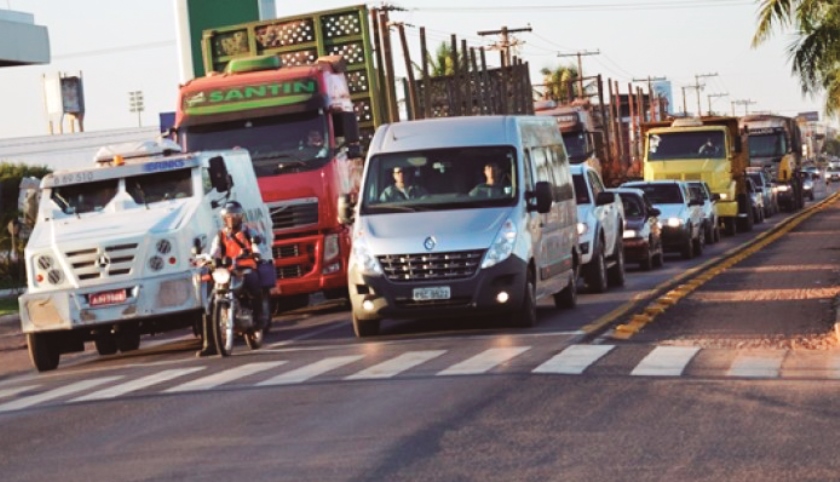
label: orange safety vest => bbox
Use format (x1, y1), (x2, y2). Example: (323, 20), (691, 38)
(219, 229), (257, 269)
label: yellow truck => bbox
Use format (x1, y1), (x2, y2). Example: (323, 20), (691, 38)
(738, 114), (804, 212)
(640, 116), (752, 236)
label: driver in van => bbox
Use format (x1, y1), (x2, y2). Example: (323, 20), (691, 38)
(379, 166), (428, 201)
(469, 162), (509, 197)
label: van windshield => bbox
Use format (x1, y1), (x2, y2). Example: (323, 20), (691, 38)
(361, 146), (517, 214)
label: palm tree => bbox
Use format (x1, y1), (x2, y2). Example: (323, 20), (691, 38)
(414, 42), (470, 79)
(539, 64), (597, 104)
(752, 0), (840, 115)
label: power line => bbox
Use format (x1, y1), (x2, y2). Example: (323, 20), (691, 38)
(412, 1), (754, 13)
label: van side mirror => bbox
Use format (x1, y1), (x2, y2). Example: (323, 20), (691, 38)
(338, 194), (355, 225)
(595, 191), (615, 206)
(529, 181), (553, 213)
(208, 156), (232, 193)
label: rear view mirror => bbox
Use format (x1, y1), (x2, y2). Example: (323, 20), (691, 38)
(208, 156), (232, 193)
(649, 207), (661, 217)
(595, 191), (616, 206)
(529, 181), (553, 214)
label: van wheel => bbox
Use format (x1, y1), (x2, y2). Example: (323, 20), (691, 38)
(515, 276), (537, 328)
(607, 239), (625, 287)
(27, 333), (60, 372)
(553, 270), (577, 309)
(584, 243), (608, 293)
(352, 313), (380, 338)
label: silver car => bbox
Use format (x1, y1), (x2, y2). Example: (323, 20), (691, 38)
(687, 181), (720, 244)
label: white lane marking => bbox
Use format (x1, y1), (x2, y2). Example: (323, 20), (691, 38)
(0, 377), (122, 413)
(70, 368), (205, 402)
(436, 347), (531, 376)
(727, 352), (784, 378)
(0, 385), (40, 400)
(631, 346), (701, 377)
(164, 362), (287, 393)
(257, 356), (363, 386)
(533, 345), (615, 375)
(345, 350), (447, 380)
(829, 355), (840, 379)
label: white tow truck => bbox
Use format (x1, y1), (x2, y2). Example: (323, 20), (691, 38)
(18, 140), (271, 372)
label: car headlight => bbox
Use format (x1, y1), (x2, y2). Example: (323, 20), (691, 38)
(482, 218), (517, 269)
(211, 268), (231, 285)
(623, 229), (638, 239)
(666, 217), (682, 227)
(577, 222), (588, 236)
(351, 231), (383, 275)
(777, 185), (790, 192)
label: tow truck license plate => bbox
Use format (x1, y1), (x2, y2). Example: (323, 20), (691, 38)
(412, 286), (451, 301)
(89, 290), (126, 307)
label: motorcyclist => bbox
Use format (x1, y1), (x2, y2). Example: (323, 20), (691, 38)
(196, 200), (270, 357)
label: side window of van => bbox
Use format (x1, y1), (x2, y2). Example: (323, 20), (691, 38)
(588, 170), (604, 198)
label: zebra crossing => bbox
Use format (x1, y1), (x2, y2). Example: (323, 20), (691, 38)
(2, 343), (840, 414)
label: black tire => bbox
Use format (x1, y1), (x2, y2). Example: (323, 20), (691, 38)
(212, 300), (234, 357)
(27, 332), (60, 372)
(607, 238), (625, 287)
(680, 229), (694, 260)
(724, 218), (737, 236)
(583, 242), (608, 293)
(640, 240), (654, 271)
(94, 331), (118, 356)
(244, 328), (263, 350)
(116, 322), (141, 353)
(694, 229), (705, 257)
(713, 224), (721, 243)
(553, 270), (577, 309)
(514, 275), (537, 328)
(652, 244), (665, 268)
(352, 313), (380, 338)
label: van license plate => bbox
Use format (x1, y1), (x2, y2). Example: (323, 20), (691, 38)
(412, 286), (451, 301)
(89, 290), (126, 307)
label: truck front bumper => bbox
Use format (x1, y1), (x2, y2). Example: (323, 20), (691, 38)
(19, 272), (202, 333)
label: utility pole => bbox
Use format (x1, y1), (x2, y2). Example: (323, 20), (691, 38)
(128, 90), (144, 127)
(682, 85), (703, 116)
(731, 99), (756, 115)
(477, 25), (532, 68)
(693, 72), (718, 115)
(633, 75), (665, 121)
(707, 92), (728, 116)
(558, 50), (600, 99)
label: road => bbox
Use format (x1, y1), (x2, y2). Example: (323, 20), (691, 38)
(1, 184), (839, 481)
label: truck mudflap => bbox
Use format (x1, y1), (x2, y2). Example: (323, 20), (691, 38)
(19, 273), (202, 333)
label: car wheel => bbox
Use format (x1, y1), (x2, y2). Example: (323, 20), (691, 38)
(694, 227), (705, 257)
(653, 244), (665, 268)
(640, 240), (654, 271)
(553, 269), (577, 309)
(704, 222), (714, 244)
(352, 313), (380, 338)
(607, 238), (625, 287)
(583, 242), (608, 293)
(713, 223), (721, 243)
(680, 228), (694, 260)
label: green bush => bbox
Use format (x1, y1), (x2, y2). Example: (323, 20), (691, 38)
(0, 161), (51, 288)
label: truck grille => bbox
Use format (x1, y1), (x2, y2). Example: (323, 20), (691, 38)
(276, 265), (304, 280)
(66, 243), (139, 281)
(268, 200), (318, 230)
(378, 250), (485, 282)
(272, 245), (300, 260)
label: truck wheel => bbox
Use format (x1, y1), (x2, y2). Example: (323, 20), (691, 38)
(27, 332), (60, 372)
(553, 270), (577, 309)
(116, 322), (141, 353)
(583, 243), (608, 293)
(352, 313), (380, 338)
(94, 331), (118, 356)
(607, 239), (625, 287)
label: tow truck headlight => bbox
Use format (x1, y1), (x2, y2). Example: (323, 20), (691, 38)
(666, 217), (682, 228)
(351, 232), (382, 275)
(32, 253), (65, 286)
(482, 219), (517, 269)
(211, 268), (231, 285)
(324, 234), (340, 261)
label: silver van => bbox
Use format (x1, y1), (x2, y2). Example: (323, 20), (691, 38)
(338, 116), (579, 337)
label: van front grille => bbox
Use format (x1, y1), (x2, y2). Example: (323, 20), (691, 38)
(378, 250), (485, 282)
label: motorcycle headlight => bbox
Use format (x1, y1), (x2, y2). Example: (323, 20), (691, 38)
(666, 217), (682, 228)
(212, 268), (231, 285)
(351, 231), (382, 275)
(482, 218), (517, 269)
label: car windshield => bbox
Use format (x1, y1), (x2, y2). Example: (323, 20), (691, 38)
(625, 183), (683, 204)
(619, 194), (645, 218)
(361, 146), (517, 214)
(747, 174), (766, 191)
(648, 131), (726, 160)
(182, 111), (330, 177)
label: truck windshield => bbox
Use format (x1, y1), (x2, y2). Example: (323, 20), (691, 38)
(125, 168), (194, 204)
(562, 132), (588, 162)
(361, 146), (517, 214)
(51, 179), (119, 215)
(182, 112), (329, 177)
(648, 131), (726, 160)
(748, 133), (786, 158)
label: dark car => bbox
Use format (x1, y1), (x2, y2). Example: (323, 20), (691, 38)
(611, 188), (664, 270)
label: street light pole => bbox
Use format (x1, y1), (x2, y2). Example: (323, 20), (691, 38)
(129, 90), (144, 127)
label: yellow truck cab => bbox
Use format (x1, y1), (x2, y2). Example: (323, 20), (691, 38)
(641, 116), (751, 236)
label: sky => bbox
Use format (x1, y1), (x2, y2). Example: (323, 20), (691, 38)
(0, 0), (831, 141)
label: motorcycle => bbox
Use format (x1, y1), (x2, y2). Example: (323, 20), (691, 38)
(194, 253), (263, 356)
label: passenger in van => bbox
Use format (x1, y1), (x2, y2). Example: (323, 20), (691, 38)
(379, 166), (428, 202)
(469, 162), (509, 198)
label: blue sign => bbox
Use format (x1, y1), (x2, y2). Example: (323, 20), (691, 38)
(143, 159), (186, 172)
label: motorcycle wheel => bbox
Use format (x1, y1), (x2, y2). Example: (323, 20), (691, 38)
(212, 299), (235, 357)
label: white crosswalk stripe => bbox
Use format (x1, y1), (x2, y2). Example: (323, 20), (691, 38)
(437, 347), (531, 376)
(165, 362), (287, 393)
(533, 345), (615, 375)
(0, 377), (122, 413)
(70, 368), (205, 402)
(345, 350), (447, 380)
(0, 385), (40, 400)
(631, 346), (701, 377)
(257, 356), (364, 386)
(727, 352), (785, 378)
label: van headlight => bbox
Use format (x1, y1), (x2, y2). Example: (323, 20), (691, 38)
(482, 219), (517, 269)
(352, 232), (382, 275)
(623, 229), (638, 239)
(666, 217), (682, 227)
